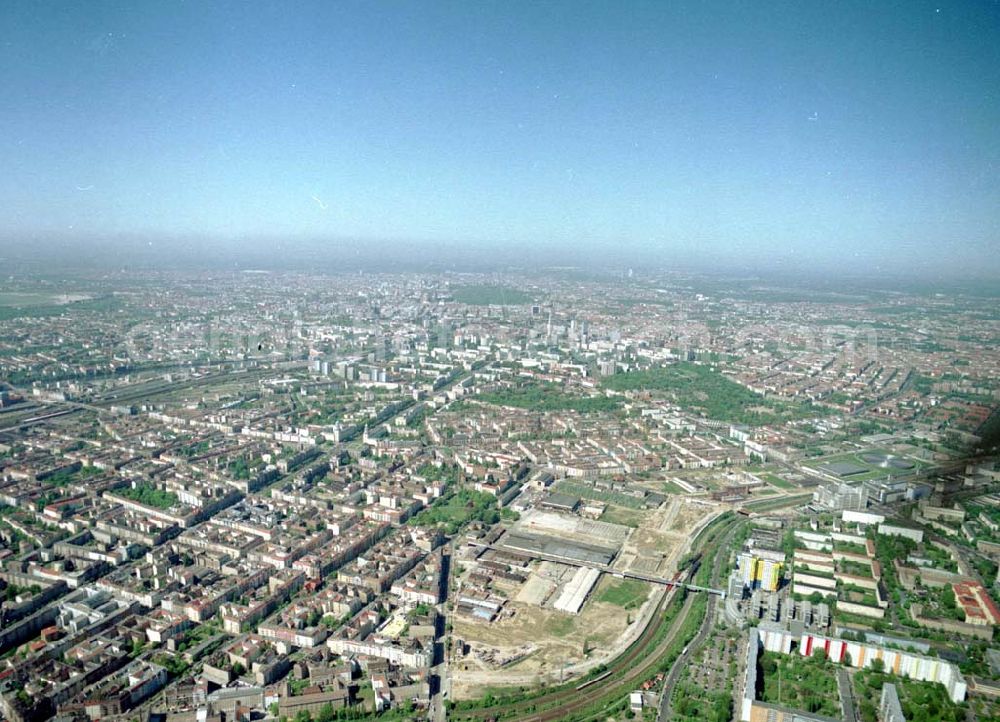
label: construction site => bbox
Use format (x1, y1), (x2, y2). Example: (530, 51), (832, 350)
(449, 495), (722, 699)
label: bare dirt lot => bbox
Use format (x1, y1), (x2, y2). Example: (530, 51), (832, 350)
(615, 497), (720, 576)
(451, 574), (653, 698)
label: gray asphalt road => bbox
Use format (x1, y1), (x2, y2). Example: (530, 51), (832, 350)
(837, 667), (858, 722)
(657, 594), (718, 720)
(657, 522), (741, 721)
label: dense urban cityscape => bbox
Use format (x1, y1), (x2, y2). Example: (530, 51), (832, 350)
(0, 270), (997, 722)
(4, 0), (999, 720)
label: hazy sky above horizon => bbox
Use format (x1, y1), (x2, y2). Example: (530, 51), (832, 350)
(1, 1), (999, 276)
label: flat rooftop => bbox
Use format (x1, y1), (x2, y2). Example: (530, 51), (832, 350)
(821, 461), (868, 477)
(499, 531), (617, 567)
(541, 492), (580, 510)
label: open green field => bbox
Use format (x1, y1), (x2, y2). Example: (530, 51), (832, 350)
(598, 503), (645, 527)
(760, 472), (795, 489)
(451, 285), (533, 305)
(602, 362), (820, 426)
(597, 578), (650, 609)
(545, 614), (575, 637)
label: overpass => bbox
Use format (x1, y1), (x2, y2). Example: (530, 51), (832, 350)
(467, 540), (726, 597)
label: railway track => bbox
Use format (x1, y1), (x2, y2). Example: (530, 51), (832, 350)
(518, 594), (698, 722)
(452, 586), (692, 722)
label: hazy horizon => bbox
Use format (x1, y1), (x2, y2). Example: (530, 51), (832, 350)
(3, 234), (1000, 299)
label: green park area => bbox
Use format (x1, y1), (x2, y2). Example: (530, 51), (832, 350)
(451, 285), (533, 305)
(413, 461), (461, 485)
(408, 489), (499, 534)
(602, 362), (817, 425)
(477, 383), (620, 413)
(42, 464), (102, 487)
(759, 650), (840, 717)
(114, 483), (179, 510)
(854, 665), (964, 722)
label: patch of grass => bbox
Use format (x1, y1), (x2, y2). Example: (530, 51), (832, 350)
(288, 677), (313, 695)
(597, 579), (649, 609)
(545, 614), (575, 637)
(413, 462), (461, 484)
(742, 493), (812, 511)
(598, 504), (644, 528)
(761, 473), (795, 489)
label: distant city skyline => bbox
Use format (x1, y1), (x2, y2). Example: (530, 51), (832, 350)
(1, 1), (999, 278)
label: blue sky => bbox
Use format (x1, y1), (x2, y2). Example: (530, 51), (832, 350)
(1, 1), (998, 275)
